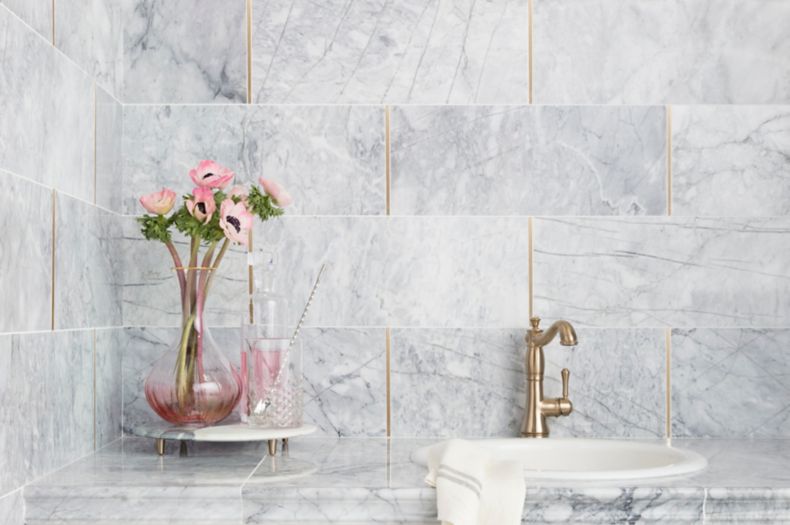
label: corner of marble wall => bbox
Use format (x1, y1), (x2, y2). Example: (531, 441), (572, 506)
(95, 327), (123, 447)
(95, 87), (124, 212)
(122, 0), (246, 103)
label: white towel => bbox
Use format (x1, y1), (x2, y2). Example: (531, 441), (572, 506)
(424, 439), (526, 525)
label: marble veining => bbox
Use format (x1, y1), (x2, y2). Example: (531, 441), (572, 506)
(672, 105), (790, 216)
(0, 331), (93, 496)
(0, 490), (24, 525)
(55, 0), (123, 97)
(533, 217), (790, 328)
(252, 0), (528, 104)
(95, 328), (123, 447)
(391, 106), (666, 216)
(0, 0), (50, 40)
(0, 173), (52, 333)
(0, 7), (94, 202)
(534, 0), (790, 104)
(95, 88), (123, 212)
(55, 194), (122, 329)
(672, 328), (790, 438)
(123, 0), (246, 103)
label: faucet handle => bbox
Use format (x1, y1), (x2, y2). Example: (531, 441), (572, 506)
(530, 317), (541, 330)
(561, 368), (570, 399)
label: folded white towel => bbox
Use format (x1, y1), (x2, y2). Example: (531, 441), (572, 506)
(424, 439), (526, 525)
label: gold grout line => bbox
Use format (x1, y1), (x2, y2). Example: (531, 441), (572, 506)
(665, 328), (672, 440)
(385, 106), (391, 215)
(246, 0), (253, 104)
(93, 82), (97, 205)
(528, 216), (534, 317)
(51, 190), (56, 331)
(385, 327), (392, 437)
(92, 328), (97, 450)
(528, 0), (533, 104)
(666, 105), (673, 216)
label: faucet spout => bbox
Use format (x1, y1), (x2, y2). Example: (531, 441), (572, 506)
(529, 319), (578, 348)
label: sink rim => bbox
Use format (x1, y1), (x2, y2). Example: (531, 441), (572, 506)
(411, 438), (708, 481)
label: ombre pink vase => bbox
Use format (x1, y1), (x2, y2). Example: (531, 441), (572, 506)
(144, 308), (241, 426)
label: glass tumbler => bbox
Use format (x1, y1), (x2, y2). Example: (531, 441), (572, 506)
(242, 324), (303, 428)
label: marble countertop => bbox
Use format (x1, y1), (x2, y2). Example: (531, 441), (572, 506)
(24, 437), (790, 524)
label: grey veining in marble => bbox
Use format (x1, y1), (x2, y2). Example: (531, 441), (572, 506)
(534, 0), (790, 104)
(256, 217), (387, 328)
(0, 490), (23, 525)
(0, 0), (50, 40)
(251, 106), (386, 215)
(301, 328), (387, 437)
(252, 0), (528, 104)
(392, 106), (666, 216)
(55, 0), (123, 97)
(95, 87), (123, 212)
(121, 217), (248, 327)
(0, 331), (93, 496)
(123, 0), (246, 103)
(0, 173), (52, 333)
(0, 6), (94, 202)
(391, 328), (665, 438)
(672, 329), (790, 438)
(55, 194), (122, 329)
(384, 217), (531, 328)
(95, 328), (123, 448)
(533, 217), (790, 328)
(672, 105), (790, 216)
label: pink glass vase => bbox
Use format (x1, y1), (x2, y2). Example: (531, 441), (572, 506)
(144, 271), (241, 426)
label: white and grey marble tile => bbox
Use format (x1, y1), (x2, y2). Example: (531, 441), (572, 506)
(301, 328), (387, 437)
(391, 106), (666, 216)
(123, 0), (246, 103)
(95, 327), (123, 448)
(0, 0), (50, 40)
(121, 216), (248, 327)
(672, 106), (790, 216)
(55, 0), (123, 97)
(533, 0), (790, 104)
(95, 87), (123, 212)
(0, 490), (24, 525)
(252, 0), (528, 104)
(533, 217), (790, 328)
(0, 6), (94, 202)
(255, 217), (387, 328)
(384, 217), (530, 328)
(250, 106), (386, 215)
(705, 488), (790, 523)
(122, 105), (259, 214)
(672, 329), (790, 438)
(0, 331), (93, 496)
(0, 172), (52, 333)
(55, 194), (122, 329)
(391, 328), (665, 438)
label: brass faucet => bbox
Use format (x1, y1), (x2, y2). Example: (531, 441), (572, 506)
(521, 316), (578, 438)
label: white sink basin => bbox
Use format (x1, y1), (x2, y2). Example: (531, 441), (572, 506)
(412, 439), (707, 481)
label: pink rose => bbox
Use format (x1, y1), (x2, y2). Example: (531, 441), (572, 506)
(189, 160), (235, 189)
(139, 188), (177, 215)
(186, 187), (216, 224)
(259, 177), (293, 207)
(219, 199), (253, 245)
(227, 185), (249, 203)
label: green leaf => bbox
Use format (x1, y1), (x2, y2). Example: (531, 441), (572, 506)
(137, 214), (172, 243)
(247, 186), (285, 223)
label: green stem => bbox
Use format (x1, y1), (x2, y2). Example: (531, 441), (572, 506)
(203, 238), (230, 300)
(175, 313), (196, 410)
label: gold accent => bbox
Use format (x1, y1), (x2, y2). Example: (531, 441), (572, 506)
(665, 328), (672, 438)
(172, 266), (216, 271)
(528, 217), (533, 317)
(51, 190), (56, 330)
(267, 439), (277, 456)
(528, 0), (533, 104)
(385, 327), (392, 437)
(246, 0), (253, 104)
(385, 106), (391, 215)
(156, 438), (165, 456)
(666, 105), (672, 215)
(521, 316), (577, 438)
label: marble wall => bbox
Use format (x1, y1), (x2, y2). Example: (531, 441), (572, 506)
(0, 4), (124, 520)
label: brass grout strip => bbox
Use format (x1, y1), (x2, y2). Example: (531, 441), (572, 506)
(92, 328), (97, 450)
(385, 106), (391, 215)
(51, 190), (56, 330)
(528, 216), (534, 317)
(665, 328), (672, 439)
(93, 82), (97, 205)
(246, 0), (253, 104)
(666, 105), (672, 216)
(385, 327), (392, 437)
(527, 0), (533, 104)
